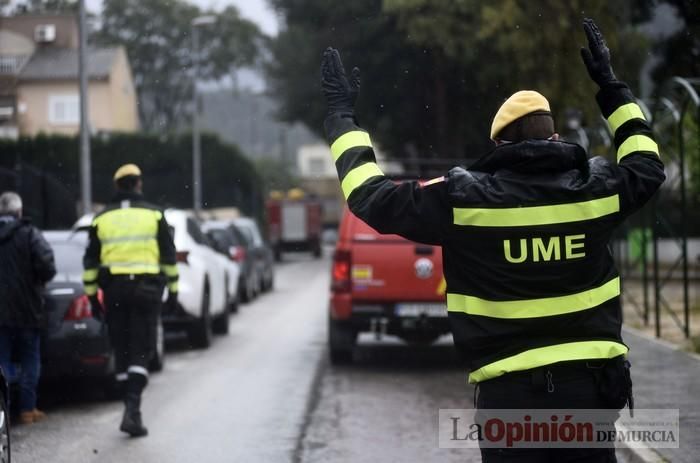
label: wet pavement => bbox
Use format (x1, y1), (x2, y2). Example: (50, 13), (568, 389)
(8, 252), (684, 462)
(11, 254), (329, 463)
(297, 335), (481, 462)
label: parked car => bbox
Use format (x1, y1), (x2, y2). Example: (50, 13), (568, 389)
(328, 207), (449, 364)
(232, 217), (275, 293)
(0, 366), (10, 462)
(43, 230), (166, 376)
(202, 220), (257, 304)
(163, 209), (235, 347)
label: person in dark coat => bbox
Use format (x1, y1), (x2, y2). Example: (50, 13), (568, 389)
(0, 191), (56, 424)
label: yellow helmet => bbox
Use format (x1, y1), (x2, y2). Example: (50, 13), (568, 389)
(287, 188), (305, 200)
(113, 163), (142, 181)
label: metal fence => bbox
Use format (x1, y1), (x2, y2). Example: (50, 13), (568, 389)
(603, 77), (699, 339)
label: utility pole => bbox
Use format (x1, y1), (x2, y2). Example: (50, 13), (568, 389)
(191, 15), (216, 215)
(78, 0), (91, 214)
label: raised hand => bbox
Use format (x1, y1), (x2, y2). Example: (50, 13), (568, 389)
(580, 18), (617, 87)
(321, 47), (361, 114)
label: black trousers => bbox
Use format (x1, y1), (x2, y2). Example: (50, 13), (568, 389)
(477, 362), (621, 463)
(103, 275), (162, 376)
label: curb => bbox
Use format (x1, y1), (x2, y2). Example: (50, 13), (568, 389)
(620, 325), (688, 462)
(622, 325), (700, 363)
(616, 421), (666, 463)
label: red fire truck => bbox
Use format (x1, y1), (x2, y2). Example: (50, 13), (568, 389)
(266, 189), (322, 261)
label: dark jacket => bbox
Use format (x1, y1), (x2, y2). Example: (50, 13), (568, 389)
(324, 81), (665, 383)
(0, 215), (57, 328)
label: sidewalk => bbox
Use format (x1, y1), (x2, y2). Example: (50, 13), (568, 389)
(623, 326), (700, 462)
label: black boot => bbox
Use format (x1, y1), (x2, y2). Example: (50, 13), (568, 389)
(120, 372), (148, 437)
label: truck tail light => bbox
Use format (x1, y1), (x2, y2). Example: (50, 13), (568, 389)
(229, 245), (246, 263)
(176, 250), (189, 264)
(331, 249), (352, 293)
(65, 289), (104, 321)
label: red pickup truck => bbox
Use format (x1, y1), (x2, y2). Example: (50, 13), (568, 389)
(328, 207), (449, 364)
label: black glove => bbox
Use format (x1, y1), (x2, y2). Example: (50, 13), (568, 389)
(321, 47), (360, 115)
(166, 291), (178, 311)
(89, 295), (105, 322)
(580, 18), (617, 87)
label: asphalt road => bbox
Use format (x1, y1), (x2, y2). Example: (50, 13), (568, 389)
(9, 252), (640, 462)
(12, 254), (329, 463)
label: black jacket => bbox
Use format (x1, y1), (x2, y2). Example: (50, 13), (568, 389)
(325, 82), (665, 383)
(0, 215), (57, 328)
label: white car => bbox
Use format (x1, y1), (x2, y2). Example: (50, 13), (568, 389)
(164, 209), (238, 348)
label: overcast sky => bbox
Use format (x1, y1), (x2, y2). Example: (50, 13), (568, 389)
(84, 0), (279, 36)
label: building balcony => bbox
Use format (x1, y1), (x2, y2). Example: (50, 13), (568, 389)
(0, 55), (30, 75)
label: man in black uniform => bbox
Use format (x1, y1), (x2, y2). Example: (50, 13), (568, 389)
(321, 19), (664, 461)
(83, 164), (178, 437)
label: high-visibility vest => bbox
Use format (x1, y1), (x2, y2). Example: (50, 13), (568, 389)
(82, 199), (178, 296)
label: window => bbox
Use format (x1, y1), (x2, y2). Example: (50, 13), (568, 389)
(186, 218), (206, 245)
(308, 157), (326, 176)
(48, 95), (80, 125)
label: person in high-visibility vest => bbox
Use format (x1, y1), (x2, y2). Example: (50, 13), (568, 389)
(321, 19), (664, 461)
(83, 164), (178, 437)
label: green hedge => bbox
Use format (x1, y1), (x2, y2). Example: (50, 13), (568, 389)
(0, 132), (263, 220)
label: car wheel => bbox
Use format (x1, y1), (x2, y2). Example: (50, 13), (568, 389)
(0, 389), (10, 463)
(274, 246), (282, 262)
(188, 281), (212, 349)
(329, 318), (356, 365)
(212, 305), (230, 336)
(241, 277), (253, 303)
(149, 314), (165, 372)
(263, 271), (274, 292)
(228, 294), (239, 314)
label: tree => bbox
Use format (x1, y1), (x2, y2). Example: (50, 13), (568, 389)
(254, 158), (299, 195)
(94, 0), (264, 131)
(268, 0), (649, 167)
(651, 1), (700, 83)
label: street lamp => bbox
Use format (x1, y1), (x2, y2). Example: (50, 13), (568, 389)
(191, 15), (216, 214)
(78, 0), (91, 214)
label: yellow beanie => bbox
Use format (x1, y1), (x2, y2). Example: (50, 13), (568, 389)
(490, 91), (551, 140)
(113, 163), (142, 181)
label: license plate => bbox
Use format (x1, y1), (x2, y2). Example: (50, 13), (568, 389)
(395, 303), (447, 318)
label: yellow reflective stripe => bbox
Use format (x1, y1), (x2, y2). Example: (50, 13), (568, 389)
(101, 235), (157, 245)
(330, 131), (372, 162)
(167, 281), (179, 293)
(607, 103), (645, 134)
(83, 268), (99, 282)
(453, 194), (619, 227)
(468, 341), (628, 383)
(107, 263), (161, 274)
(84, 283), (98, 296)
(341, 163), (384, 199)
(447, 277), (620, 319)
(161, 264), (178, 277)
(617, 134), (659, 163)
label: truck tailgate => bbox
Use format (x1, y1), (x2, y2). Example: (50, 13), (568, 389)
(350, 239), (444, 303)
